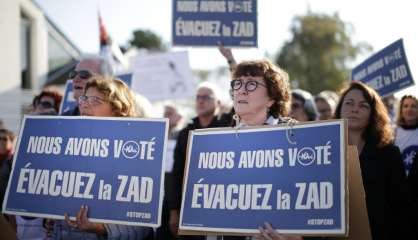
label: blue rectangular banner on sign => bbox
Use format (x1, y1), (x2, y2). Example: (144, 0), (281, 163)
(2, 116), (168, 227)
(351, 39), (415, 97)
(172, 0), (257, 47)
(179, 120), (347, 235)
(59, 80), (77, 115)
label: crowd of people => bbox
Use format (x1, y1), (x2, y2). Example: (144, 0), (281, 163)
(0, 46), (417, 240)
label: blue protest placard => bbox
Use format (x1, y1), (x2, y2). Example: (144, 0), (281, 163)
(179, 120), (347, 235)
(172, 0), (257, 47)
(59, 80), (77, 115)
(351, 39), (415, 97)
(2, 116), (168, 227)
(117, 73), (133, 87)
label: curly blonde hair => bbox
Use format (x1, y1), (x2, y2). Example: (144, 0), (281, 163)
(84, 75), (137, 117)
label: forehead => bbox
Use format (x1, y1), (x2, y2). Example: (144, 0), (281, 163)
(344, 89), (367, 102)
(40, 95), (54, 102)
(85, 87), (105, 97)
(236, 75), (264, 81)
(76, 59), (100, 73)
(197, 87), (214, 96)
(403, 97), (418, 105)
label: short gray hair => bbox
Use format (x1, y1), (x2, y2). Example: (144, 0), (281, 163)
(79, 55), (114, 76)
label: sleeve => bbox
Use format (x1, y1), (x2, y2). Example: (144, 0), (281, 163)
(167, 127), (188, 211)
(385, 145), (412, 238)
(104, 224), (152, 240)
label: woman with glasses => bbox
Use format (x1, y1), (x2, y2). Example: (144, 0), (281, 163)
(227, 60), (301, 240)
(394, 95), (418, 232)
(32, 89), (63, 115)
(334, 82), (410, 239)
(55, 75), (153, 240)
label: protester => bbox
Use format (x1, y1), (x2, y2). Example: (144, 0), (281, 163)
(55, 75), (153, 239)
(334, 81), (410, 239)
(155, 104), (184, 240)
(383, 94), (397, 125)
(168, 82), (233, 240)
(62, 56), (113, 116)
(314, 90), (338, 120)
(0, 128), (16, 233)
(31, 89), (63, 115)
(290, 89), (318, 122)
(0, 128), (15, 204)
(394, 95), (418, 231)
(13, 90), (63, 240)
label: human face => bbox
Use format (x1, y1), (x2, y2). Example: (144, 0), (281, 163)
(34, 96), (55, 114)
(79, 87), (114, 117)
(401, 97), (418, 125)
(290, 98), (309, 122)
(164, 106), (181, 129)
(195, 87), (217, 117)
(72, 60), (100, 101)
(233, 76), (273, 124)
(316, 99), (332, 120)
(0, 133), (13, 154)
(340, 89), (371, 132)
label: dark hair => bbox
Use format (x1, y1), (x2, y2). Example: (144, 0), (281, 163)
(0, 128), (15, 142)
(32, 90), (63, 113)
(334, 81), (393, 148)
(396, 95), (418, 127)
(232, 60), (290, 118)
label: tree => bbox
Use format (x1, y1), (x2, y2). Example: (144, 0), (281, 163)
(275, 12), (371, 94)
(129, 29), (166, 51)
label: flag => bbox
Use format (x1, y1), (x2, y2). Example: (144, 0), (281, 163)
(98, 11), (128, 73)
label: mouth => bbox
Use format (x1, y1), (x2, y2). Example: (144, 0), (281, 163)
(74, 86), (83, 90)
(237, 100), (248, 104)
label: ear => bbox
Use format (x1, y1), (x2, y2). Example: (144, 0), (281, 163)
(267, 99), (274, 108)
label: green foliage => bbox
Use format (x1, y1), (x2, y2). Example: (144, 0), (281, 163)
(129, 29), (166, 51)
(275, 12), (371, 94)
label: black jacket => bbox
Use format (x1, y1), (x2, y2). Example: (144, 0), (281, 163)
(359, 142), (411, 239)
(167, 115), (230, 211)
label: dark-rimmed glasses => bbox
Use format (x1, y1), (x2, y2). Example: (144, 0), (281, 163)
(78, 95), (106, 106)
(230, 79), (267, 92)
(69, 70), (92, 80)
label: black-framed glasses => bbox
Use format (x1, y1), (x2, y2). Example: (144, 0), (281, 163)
(230, 79), (267, 92)
(78, 95), (106, 106)
(37, 101), (54, 109)
(69, 70), (92, 80)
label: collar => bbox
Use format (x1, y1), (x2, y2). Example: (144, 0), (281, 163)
(237, 115), (279, 127)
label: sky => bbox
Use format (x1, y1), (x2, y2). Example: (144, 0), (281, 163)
(35, 0), (417, 96)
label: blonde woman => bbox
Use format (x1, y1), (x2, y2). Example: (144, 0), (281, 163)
(55, 76), (152, 239)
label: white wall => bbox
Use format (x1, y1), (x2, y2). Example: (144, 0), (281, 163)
(0, 0), (20, 93)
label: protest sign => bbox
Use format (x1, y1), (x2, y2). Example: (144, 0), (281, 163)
(172, 0), (257, 47)
(131, 51), (196, 101)
(3, 116), (168, 227)
(179, 120), (347, 236)
(59, 80), (77, 115)
(351, 39), (414, 97)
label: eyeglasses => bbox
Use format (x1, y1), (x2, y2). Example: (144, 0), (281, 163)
(230, 79), (267, 92)
(78, 95), (106, 106)
(196, 95), (214, 101)
(37, 101), (54, 109)
(69, 70), (92, 80)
